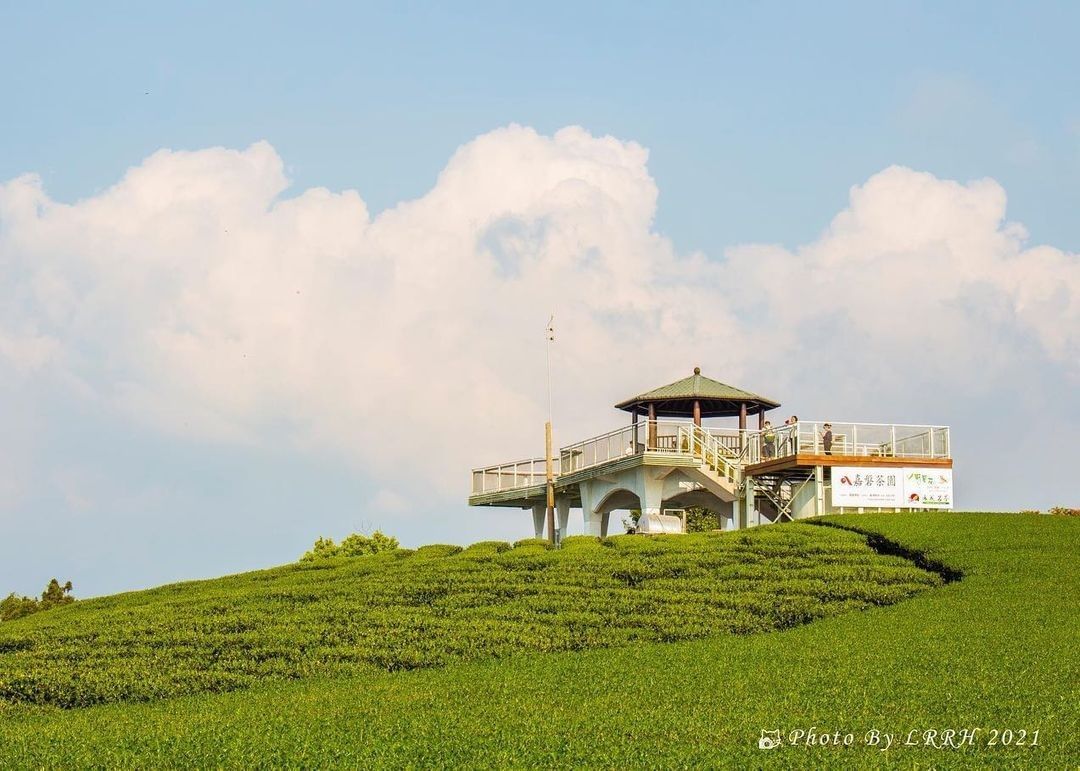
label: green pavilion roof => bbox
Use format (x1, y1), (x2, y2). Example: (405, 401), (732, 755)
(614, 367), (781, 418)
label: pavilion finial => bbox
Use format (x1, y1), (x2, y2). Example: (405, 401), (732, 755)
(694, 366), (701, 375)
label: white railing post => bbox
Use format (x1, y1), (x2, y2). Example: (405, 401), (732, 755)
(852, 424), (858, 455)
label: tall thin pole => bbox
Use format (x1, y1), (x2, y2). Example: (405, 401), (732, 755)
(545, 315), (555, 544)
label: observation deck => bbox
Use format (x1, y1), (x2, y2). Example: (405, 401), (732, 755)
(471, 419), (950, 503)
(468, 368), (954, 538)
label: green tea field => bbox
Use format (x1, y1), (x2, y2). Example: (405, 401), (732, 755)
(1, 512), (1077, 768)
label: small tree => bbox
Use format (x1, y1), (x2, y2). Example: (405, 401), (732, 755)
(300, 531), (399, 561)
(0, 579), (76, 622)
(300, 537), (340, 562)
(40, 579), (75, 609)
(339, 530), (399, 557)
(683, 507), (720, 533)
(0, 593), (39, 622)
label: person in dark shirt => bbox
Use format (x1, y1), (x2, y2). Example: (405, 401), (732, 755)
(822, 423), (833, 455)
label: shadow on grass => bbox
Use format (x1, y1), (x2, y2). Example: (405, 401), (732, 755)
(809, 519), (964, 584)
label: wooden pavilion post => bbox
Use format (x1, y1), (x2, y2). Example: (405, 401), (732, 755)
(632, 410), (639, 451)
(739, 402), (748, 452)
(647, 403), (657, 449)
(758, 408), (765, 430)
(693, 399), (701, 427)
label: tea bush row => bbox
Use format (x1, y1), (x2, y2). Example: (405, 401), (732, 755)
(0, 524), (940, 709)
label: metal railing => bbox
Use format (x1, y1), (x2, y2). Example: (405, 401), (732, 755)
(558, 419), (713, 473)
(473, 420), (740, 495)
(704, 427), (742, 457)
(678, 424), (739, 486)
(559, 423), (639, 472)
(471, 419), (951, 495)
(471, 456), (561, 495)
(747, 421), (950, 465)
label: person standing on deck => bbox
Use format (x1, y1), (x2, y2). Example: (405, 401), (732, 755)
(763, 421), (776, 458)
(822, 423), (833, 455)
(784, 415), (799, 455)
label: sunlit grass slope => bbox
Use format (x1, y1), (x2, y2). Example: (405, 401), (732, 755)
(0, 524), (937, 709)
(1, 513), (1076, 769)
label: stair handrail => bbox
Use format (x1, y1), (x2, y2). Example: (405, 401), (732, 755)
(678, 425), (740, 486)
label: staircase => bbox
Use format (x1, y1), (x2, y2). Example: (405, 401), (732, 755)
(753, 474), (794, 522)
(677, 425), (742, 501)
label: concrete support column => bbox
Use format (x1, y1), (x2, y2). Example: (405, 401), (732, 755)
(600, 511), (611, 538)
(638, 468), (664, 518)
(556, 496), (570, 537)
(743, 476), (754, 528)
(531, 504), (546, 539)
(580, 481), (603, 537)
(814, 465), (824, 517)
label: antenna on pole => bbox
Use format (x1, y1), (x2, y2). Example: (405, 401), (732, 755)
(545, 314), (556, 545)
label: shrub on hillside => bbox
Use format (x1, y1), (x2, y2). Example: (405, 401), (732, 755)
(300, 531), (399, 561)
(559, 535), (600, 550)
(460, 540), (512, 556)
(512, 538), (552, 550)
(0, 594), (38, 622)
(0, 579), (75, 622)
(339, 531), (400, 557)
(414, 544), (463, 558)
(300, 537), (341, 562)
(1048, 506), (1079, 517)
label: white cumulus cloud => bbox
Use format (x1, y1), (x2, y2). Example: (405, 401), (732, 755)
(0, 126), (1077, 510)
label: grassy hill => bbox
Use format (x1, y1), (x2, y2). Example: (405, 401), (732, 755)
(0, 524), (937, 709)
(1, 513), (1077, 768)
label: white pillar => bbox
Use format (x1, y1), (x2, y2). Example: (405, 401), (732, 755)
(638, 468), (663, 518)
(600, 511), (611, 538)
(814, 465), (824, 517)
(742, 477), (754, 529)
(556, 496), (570, 538)
(531, 504), (546, 539)
(580, 481), (603, 537)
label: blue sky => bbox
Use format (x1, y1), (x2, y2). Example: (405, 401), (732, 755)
(1, 2), (1078, 597)
(5, 2), (1079, 252)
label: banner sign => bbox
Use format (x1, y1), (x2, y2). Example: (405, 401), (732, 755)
(902, 468), (953, 509)
(830, 467), (953, 509)
(831, 468), (904, 507)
